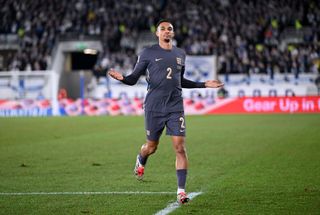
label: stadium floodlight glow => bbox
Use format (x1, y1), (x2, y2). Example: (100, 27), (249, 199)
(83, 48), (98, 55)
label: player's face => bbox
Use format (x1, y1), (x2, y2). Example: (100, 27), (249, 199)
(156, 22), (174, 43)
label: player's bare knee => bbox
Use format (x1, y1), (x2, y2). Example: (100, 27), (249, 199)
(146, 141), (158, 155)
(174, 144), (186, 155)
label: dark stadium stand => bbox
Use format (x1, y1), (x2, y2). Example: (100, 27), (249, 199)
(0, 0), (319, 80)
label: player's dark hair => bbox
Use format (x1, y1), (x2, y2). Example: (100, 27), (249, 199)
(156, 19), (173, 28)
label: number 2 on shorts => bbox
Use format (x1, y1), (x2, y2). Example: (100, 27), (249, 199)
(179, 116), (185, 129)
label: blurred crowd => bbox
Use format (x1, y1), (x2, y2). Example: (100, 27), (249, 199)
(0, 0), (319, 78)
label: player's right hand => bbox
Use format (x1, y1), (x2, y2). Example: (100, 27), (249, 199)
(108, 68), (124, 81)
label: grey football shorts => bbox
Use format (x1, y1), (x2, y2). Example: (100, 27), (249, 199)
(144, 111), (186, 141)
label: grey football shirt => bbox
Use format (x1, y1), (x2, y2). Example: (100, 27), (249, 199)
(121, 44), (205, 113)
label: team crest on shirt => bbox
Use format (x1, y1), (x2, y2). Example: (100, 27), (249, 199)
(176, 57), (182, 65)
(176, 57), (183, 70)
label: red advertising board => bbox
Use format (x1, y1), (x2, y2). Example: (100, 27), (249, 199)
(1, 96), (320, 117)
(205, 96), (320, 114)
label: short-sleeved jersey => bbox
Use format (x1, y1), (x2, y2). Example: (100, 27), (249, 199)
(121, 44), (205, 113)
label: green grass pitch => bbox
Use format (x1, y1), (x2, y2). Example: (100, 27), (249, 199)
(0, 114), (319, 214)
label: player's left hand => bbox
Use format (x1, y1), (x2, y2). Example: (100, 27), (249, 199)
(205, 80), (224, 88)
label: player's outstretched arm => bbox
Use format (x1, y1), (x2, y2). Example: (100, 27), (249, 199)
(108, 68), (124, 81)
(107, 67), (142, 86)
(108, 49), (147, 85)
(204, 80), (224, 88)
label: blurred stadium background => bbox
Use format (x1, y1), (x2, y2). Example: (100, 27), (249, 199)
(0, 0), (319, 116)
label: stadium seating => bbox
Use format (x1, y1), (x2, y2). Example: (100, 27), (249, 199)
(0, 0), (319, 104)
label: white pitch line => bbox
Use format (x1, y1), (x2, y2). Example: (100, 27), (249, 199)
(154, 192), (203, 215)
(0, 191), (175, 196)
